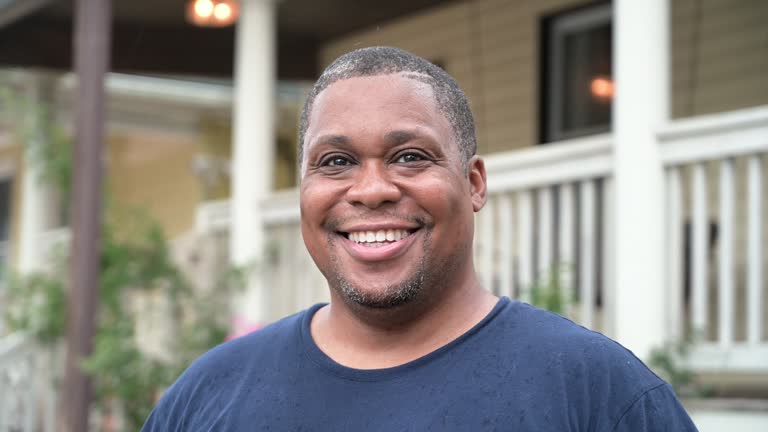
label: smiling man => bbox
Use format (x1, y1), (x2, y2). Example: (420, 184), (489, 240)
(143, 47), (697, 431)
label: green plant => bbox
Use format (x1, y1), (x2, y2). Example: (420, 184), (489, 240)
(1, 81), (243, 431)
(527, 265), (573, 316)
(648, 331), (713, 398)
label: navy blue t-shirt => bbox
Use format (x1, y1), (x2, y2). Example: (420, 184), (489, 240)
(142, 298), (697, 431)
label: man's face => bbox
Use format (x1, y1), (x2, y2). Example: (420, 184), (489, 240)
(300, 73), (486, 309)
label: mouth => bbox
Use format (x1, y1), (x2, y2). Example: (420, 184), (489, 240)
(335, 226), (422, 262)
(338, 228), (419, 248)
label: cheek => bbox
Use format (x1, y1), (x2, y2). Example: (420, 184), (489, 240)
(410, 175), (472, 215)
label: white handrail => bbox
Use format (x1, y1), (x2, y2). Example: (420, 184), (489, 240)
(484, 134), (613, 192)
(659, 106), (768, 165)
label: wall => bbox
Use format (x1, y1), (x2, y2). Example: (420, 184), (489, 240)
(672, 0), (768, 118)
(321, 0), (768, 153)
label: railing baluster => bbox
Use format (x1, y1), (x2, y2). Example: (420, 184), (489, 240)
(602, 178), (615, 337)
(580, 180), (596, 329)
(44, 345), (58, 432)
(537, 187), (553, 283)
(559, 183), (575, 317)
(497, 193), (514, 298)
(666, 167), (684, 342)
(719, 158), (735, 347)
(480, 197), (495, 293)
(517, 190), (533, 302)
(691, 163), (709, 338)
(0, 370), (8, 430)
(23, 352), (36, 432)
(278, 227), (292, 319)
(747, 155), (764, 345)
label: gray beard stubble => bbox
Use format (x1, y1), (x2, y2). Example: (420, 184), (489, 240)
(328, 230), (432, 309)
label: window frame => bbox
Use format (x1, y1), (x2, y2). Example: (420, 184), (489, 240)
(541, 2), (613, 143)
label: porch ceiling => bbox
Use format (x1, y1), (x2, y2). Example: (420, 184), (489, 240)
(0, 0), (451, 79)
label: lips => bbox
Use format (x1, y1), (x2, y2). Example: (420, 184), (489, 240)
(337, 225), (421, 262)
(346, 228), (413, 244)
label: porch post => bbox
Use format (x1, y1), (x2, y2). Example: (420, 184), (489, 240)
(18, 75), (51, 273)
(612, 0), (669, 359)
(230, 0), (277, 323)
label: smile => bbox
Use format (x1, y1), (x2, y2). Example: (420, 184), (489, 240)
(337, 226), (421, 262)
(345, 229), (414, 247)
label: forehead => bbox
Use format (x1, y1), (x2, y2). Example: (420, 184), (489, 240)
(304, 74), (453, 150)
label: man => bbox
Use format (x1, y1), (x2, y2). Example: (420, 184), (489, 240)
(143, 46), (697, 431)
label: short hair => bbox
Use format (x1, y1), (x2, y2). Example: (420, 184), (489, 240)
(298, 46), (477, 169)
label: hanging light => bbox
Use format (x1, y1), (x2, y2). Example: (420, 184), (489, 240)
(187, 0), (240, 27)
(590, 76), (614, 100)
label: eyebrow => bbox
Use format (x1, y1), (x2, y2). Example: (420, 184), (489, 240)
(309, 129), (430, 156)
(384, 130), (419, 146)
(313, 134), (350, 148)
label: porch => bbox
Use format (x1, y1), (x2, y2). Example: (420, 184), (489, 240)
(0, 0), (766, 429)
(2, 103), (766, 431)
(193, 104), (768, 378)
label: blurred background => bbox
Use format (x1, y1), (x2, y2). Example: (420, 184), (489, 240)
(0, 0), (766, 430)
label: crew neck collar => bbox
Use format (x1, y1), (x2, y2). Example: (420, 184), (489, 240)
(299, 296), (511, 382)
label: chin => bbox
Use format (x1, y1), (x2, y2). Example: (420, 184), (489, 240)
(333, 267), (426, 310)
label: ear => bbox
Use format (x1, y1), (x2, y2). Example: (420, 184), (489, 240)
(467, 156), (487, 212)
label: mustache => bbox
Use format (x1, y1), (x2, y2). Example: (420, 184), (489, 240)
(323, 212), (428, 231)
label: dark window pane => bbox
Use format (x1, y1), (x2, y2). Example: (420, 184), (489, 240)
(541, 3), (613, 143)
(561, 23), (612, 135)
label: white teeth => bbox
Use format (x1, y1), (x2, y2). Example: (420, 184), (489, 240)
(347, 229), (412, 244)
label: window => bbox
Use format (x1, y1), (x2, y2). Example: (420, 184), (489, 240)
(541, 2), (613, 143)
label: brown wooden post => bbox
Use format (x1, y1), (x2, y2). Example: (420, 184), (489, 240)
(63, 0), (112, 431)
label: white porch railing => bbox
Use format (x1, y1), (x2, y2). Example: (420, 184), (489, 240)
(195, 106), (768, 373)
(659, 106), (768, 372)
(477, 134), (614, 334)
(0, 334), (59, 432)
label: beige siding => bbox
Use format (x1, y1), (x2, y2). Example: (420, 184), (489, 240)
(322, 0), (768, 153)
(672, 0), (768, 118)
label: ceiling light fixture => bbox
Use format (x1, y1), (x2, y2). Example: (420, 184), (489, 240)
(186, 0), (239, 27)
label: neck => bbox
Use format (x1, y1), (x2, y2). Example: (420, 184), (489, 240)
(310, 270), (498, 369)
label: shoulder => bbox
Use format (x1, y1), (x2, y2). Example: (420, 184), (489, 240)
(187, 308), (305, 373)
(141, 307), (313, 431)
(611, 383), (698, 431)
(489, 301), (683, 429)
(496, 301), (660, 384)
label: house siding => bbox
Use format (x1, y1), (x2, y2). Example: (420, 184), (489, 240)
(321, 0), (768, 153)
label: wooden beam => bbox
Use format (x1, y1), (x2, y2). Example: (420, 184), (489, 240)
(0, 17), (318, 79)
(63, 0), (111, 431)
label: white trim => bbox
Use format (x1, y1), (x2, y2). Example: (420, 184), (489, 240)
(659, 106), (768, 165)
(195, 200), (232, 233)
(57, 73), (233, 109)
(485, 135), (613, 192)
(261, 188), (300, 225)
(687, 344), (768, 373)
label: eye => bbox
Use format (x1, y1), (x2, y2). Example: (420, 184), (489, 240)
(320, 155), (353, 167)
(395, 152), (427, 163)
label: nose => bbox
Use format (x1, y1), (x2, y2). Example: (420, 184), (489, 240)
(345, 161), (402, 209)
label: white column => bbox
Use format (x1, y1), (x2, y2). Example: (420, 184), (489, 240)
(18, 75), (53, 273)
(612, 0), (669, 359)
(230, 0), (277, 323)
